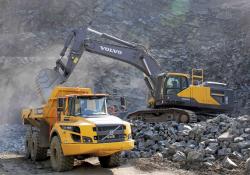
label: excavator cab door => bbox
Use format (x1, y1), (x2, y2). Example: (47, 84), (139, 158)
(163, 75), (189, 96)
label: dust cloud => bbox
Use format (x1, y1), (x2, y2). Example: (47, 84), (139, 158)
(0, 44), (87, 123)
(0, 50), (59, 123)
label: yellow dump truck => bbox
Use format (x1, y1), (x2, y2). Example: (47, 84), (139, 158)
(21, 86), (134, 172)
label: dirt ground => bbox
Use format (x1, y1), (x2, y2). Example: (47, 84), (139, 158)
(0, 153), (246, 175)
(0, 153), (197, 175)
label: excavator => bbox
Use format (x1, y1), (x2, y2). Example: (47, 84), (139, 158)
(36, 27), (234, 123)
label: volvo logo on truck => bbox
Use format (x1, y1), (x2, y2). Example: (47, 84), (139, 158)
(100, 46), (122, 55)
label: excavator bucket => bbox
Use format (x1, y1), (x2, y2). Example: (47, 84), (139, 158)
(36, 68), (65, 102)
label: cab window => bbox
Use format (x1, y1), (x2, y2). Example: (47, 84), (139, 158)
(68, 97), (75, 116)
(166, 77), (181, 89)
(164, 76), (188, 95)
(75, 96), (107, 117)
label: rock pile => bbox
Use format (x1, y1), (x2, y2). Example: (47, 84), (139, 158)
(0, 124), (25, 153)
(125, 114), (250, 169)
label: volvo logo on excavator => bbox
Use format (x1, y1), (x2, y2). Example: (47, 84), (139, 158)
(100, 46), (123, 55)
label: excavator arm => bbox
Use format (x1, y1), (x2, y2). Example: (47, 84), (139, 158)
(36, 28), (163, 101)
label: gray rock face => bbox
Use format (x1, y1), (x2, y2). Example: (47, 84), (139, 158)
(0, 0), (249, 123)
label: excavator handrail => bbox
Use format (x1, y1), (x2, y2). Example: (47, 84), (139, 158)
(87, 28), (137, 48)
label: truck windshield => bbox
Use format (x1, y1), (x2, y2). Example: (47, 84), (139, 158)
(75, 96), (107, 117)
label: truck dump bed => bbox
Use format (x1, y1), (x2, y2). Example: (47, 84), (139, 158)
(22, 86), (92, 127)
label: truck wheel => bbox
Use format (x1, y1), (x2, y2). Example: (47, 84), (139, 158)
(30, 132), (48, 161)
(50, 136), (74, 172)
(25, 128), (32, 159)
(99, 152), (121, 168)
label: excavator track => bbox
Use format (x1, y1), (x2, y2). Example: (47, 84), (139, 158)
(127, 108), (197, 123)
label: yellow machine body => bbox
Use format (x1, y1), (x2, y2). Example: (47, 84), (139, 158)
(177, 85), (219, 105)
(52, 120), (133, 156)
(166, 70), (220, 106)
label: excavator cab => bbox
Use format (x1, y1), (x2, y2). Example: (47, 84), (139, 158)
(163, 69), (204, 96)
(163, 73), (189, 96)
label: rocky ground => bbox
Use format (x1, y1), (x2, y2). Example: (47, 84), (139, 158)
(0, 153), (245, 175)
(125, 114), (250, 174)
(0, 115), (249, 174)
(127, 115), (250, 160)
(0, 153), (199, 175)
(0, 124), (25, 153)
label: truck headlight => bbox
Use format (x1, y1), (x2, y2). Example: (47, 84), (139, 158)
(82, 136), (93, 143)
(60, 125), (80, 133)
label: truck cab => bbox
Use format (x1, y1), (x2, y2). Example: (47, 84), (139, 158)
(55, 94), (133, 146)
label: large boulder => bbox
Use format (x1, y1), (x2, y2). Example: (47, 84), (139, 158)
(187, 150), (204, 162)
(218, 131), (234, 142)
(222, 157), (238, 169)
(237, 141), (250, 149)
(172, 151), (186, 162)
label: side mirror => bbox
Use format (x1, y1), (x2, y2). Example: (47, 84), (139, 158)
(57, 98), (65, 112)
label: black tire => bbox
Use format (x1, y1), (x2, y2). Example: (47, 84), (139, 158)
(50, 136), (74, 172)
(25, 128), (32, 159)
(99, 152), (121, 168)
(30, 132), (48, 161)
